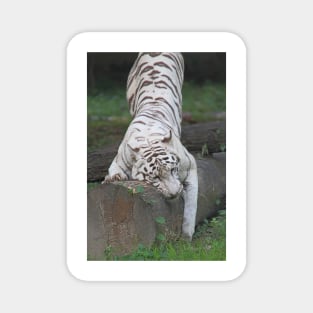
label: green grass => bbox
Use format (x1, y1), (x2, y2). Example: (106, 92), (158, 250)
(87, 81), (225, 120)
(87, 86), (131, 151)
(182, 81), (226, 121)
(87, 182), (101, 191)
(87, 81), (225, 151)
(88, 87), (130, 119)
(97, 210), (226, 261)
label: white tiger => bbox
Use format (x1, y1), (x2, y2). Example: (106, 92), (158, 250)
(104, 52), (198, 240)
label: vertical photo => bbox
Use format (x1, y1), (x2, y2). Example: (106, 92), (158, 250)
(87, 52), (226, 261)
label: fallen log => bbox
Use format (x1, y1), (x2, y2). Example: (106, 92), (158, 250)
(87, 153), (226, 259)
(87, 143), (118, 183)
(87, 121), (225, 182)
(181, 121), (225, 153)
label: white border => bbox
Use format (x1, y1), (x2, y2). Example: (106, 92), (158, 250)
(66, 32), (246, 281)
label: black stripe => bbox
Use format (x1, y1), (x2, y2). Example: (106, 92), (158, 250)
(140, 96), (153, 102)
(142, 80), (153, 87)
(152, 109), (166, 119)
(153, 84), (167, 90)
(154, 61), (173, 71)
(132, 120), (146, 125)
(133, 77), (146, 100)
(160, 74), (181, 99)
(174, 100), (182, 119)
(155, 97), (181, 130)
(136, 90), (146, 101)
(133, 54), (148, 71)
(163, 53), (184, 74)
(128, 94), (134, 110)
(171, 65), (183, 85)
(127, 62), (148, 89)
(148, 70), (160, 76)
(136, 113), (163, 123)
(127, 61), (148, 89)
(155, 80), (178, 99)
(139, 65), (154, 76)
(143, 151), (153, 158)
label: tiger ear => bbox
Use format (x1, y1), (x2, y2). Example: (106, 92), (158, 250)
(162, 129), (172, 143)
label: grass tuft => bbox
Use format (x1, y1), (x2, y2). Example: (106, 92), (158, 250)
(100, 210), (226, 261)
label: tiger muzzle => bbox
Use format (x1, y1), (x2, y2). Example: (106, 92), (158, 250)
(160, 182), (183, 199)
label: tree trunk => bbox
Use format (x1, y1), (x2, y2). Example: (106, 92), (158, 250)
(87, 153), (226, 259)
(87, 121), (225, 182)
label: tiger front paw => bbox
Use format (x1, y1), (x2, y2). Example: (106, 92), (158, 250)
(102, 173), (127, 184)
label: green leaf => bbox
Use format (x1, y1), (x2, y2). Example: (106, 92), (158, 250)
(155, 216), (166, 224)
(135, 185), (144, 193)
(156, 234), (166, 241)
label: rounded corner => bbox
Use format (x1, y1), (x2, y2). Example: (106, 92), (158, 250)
(66, 31), (89, 52)
(226, 260), (247, 282)
(66, 259), (89, 282)
(224, 31), (247, 51)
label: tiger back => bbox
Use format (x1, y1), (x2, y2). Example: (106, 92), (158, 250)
(126, 52), (184, 138)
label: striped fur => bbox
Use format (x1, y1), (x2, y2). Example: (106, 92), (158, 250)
(104, 52), (198, 240)
(127, 52), (184, 138)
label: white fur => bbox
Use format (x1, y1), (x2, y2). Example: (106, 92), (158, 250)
(104, 53), (198, 240)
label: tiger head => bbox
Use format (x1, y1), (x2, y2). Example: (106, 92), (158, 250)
(128, 133), (183, 198)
